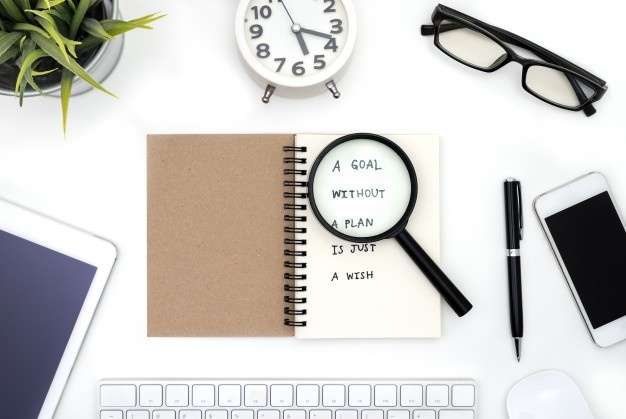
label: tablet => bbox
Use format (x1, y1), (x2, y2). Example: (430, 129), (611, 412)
(0, 197), (116, 419)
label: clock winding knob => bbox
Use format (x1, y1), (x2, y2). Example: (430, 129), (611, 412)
(326, 80), (341, 99)
(262, 85), (276, 103)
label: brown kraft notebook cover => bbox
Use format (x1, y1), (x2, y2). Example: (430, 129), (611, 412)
(147, 134), (295, 336)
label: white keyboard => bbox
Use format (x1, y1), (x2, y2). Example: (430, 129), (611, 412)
(98, 379), (478, 419)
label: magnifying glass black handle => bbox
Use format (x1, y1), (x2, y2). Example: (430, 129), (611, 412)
(396, 230), (473, 317)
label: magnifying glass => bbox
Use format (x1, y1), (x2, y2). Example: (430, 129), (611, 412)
(308, 133), (473, 317)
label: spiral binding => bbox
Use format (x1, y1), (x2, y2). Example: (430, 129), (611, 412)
(283, 145), (308, 327)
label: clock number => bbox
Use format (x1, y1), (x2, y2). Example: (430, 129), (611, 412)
(323, 0), (336, 13)
(250, 24), (263, 39)
(324, 37), (338, 52)
(257, 43), (271, 58)
(251, 5), (272, 19)
(292, 61), (305, 76)
(314, 55), (326, 70)
(330, 19), (343, 34)
(274, 57), (286, 72)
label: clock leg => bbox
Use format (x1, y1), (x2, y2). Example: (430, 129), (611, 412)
(262, 85), (276, 104)
(326, 80), (341, 99)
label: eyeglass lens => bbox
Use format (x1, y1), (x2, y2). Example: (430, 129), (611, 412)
(525, 65), (597, 108)
(437, 19), (598, 109)
(438, 19), (507, 70)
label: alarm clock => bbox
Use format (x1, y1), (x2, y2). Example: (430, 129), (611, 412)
(235, 0), (357, 103)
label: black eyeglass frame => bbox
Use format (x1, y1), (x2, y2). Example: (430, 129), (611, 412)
(421, 4), (608, 116)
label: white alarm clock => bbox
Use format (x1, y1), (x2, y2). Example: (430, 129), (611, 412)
(235, 0), (357, 103)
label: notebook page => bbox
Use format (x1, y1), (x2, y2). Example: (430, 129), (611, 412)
(293, 134), (441, 338)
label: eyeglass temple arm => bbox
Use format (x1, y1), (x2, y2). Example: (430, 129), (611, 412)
(422, 23), (599, 116)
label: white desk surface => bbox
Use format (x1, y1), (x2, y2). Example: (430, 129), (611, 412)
(1, 0), (625, 418)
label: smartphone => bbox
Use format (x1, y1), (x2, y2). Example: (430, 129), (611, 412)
(534, 172), (626, 347)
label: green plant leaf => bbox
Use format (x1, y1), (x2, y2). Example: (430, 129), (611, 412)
(69, 0), (89, 38)
(14, 47), (47, 94)
(0, 44), (19, 64)
(46, 7), (70, 25)
(60, 68), (72, 135)
(13, 22), (50, 38)
(31, 66), (56, 76)
(128, 12), (166, 26)
(73, 33), (102, 53)
(25, 69), (46, 96)
(81, 17), (110, 39)
(0, 31), (21, 56)
(33, 14), (70, 62)
(0, 0), (26, 22)
(18, 0), (32, 12)
(27, 8), (57, 25)
(0, 4), (10, 21)
(37, 0), (65, 9)
(32, 31), (116, 97)
(18, 76), (27, 106)
(100, 18), (158, 37)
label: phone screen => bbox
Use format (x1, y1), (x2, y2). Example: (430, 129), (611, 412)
(545, 191), (626, 329)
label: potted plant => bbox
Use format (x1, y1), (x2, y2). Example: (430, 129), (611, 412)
(0, 0), (163, 134)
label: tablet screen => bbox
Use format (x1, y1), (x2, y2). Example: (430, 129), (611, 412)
(0, 229), (98, 419)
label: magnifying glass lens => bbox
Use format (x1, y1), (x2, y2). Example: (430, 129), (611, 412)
(311, 139), (413, 238)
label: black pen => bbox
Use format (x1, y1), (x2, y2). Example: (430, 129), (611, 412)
(504, 178), (524, 362)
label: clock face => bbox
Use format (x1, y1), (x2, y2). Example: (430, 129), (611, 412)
(240, 0), (352, 82)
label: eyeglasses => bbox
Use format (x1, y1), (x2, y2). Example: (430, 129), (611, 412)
(421, 4), (608, 116)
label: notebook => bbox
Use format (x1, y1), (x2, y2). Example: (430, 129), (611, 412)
(147, 134), (440, 338)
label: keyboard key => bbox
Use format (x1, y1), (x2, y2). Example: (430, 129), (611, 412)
(336, 409), (358, 419)
(348, 385), (371, 406)
(259, 410), (281, 419)
(101, 385), (136, 407)
(139, 385), (162, 407)
(153, 411), (175, 419)
(451, 385), (475, 407)
(310, 409), (332, 419)
(193, 385), (215, 407)
(206, 410), (228, 419)
(413, 411), (435, 419)
(297, 384), (319, 406)
(362, 410), (384, 419)
(425, 385), (448, 407)
(233, 409), (255, 419)
(219, 385), (242, 406)
(180, 411), (202, 419)
(400, 385), (422, 407)
(439, 411), (474, 419)
(388, 410), (409, 419)
(374, 385), (396, 407)
(100, 411), (122, 419)
(271, 385), (294, 406)
(322, 385), (345, 406)
(127, 411), (149, 419)
(245, 385), (268, 406)
(284, 409), (306, 419)
(166, 384), (189, 407)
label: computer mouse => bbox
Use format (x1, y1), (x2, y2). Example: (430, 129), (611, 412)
(506, 370), (594, 419)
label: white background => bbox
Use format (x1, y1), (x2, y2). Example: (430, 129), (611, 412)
(1, 0), (625, 418)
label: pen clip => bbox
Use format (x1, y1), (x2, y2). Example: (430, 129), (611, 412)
(516, 182), (524, 240)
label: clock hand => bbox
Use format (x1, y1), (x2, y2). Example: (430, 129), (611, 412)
(279, 1), (310, 56)
(299, 27), (333, 39)
(294, 28), (309, 56)
(279, 0), (296, 25)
